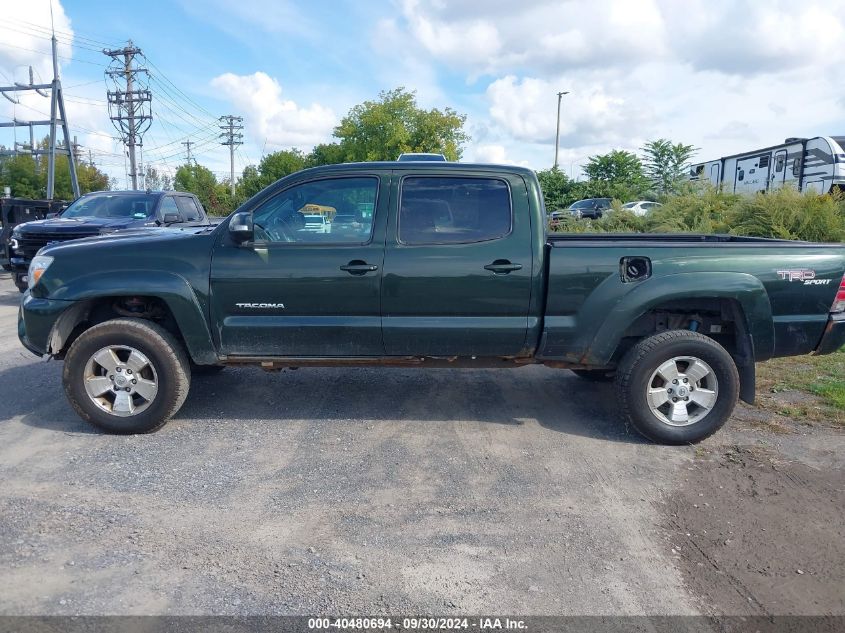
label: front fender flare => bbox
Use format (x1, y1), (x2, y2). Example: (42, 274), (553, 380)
(46, 270), (217, 364)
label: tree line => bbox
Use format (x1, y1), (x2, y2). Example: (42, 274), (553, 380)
(0, 86), (696, 217)
(0, 138), (110, 201)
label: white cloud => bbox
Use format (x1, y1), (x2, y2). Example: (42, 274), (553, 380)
(373, 0), (845, 173)
(391, 0), (844, 78)
(486, 76), (650, 149)
(465, 143), (529, 167)
(210, 71), (337, 149)
(0, 0), (73, 83)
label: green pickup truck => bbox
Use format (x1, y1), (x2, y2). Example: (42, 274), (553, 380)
(17, 162), (845, 443)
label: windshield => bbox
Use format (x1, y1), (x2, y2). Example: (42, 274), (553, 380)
(62, 194), (158, 220)
(622, 202), (636, 208)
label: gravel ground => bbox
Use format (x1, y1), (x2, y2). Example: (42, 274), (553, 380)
(0, 272), (843, 617)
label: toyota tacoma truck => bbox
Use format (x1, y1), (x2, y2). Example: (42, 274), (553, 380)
(17, 162), (845, 443)
(8, 190), (210, 291)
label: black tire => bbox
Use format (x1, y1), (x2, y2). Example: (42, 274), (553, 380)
(190, 362), (226, 375)
(63, 318), (191, 434)
(14, 273), (27, 293)
(615, 330), (739, 445)
(571, 368), (615, 382)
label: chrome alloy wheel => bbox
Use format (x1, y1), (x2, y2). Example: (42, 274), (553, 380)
(646, 356), (718, 427)
(83, 346), (159, 417)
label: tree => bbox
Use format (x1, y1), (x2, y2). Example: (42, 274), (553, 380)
(331, 87), (469, 162)
(144, 165), (172, 191)
(536, 167), (575, 210)
(174, 163), (220, 213)
(641, 139), (697, 195)
(0, 139), (110, 200)
(238, 149), (307, 198)
(582, 150), (650, 200)
(307, 142), (346, 167)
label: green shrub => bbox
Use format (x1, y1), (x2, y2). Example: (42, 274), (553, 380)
(549, 185), (845, 242)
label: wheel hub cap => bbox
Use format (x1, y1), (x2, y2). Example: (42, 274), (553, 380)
(646, 356), (719, 427)
(83, 345), (158, 417)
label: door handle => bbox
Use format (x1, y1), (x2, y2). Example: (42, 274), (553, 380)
(340, 260), (379, 275)
(484, 260), (523, 274)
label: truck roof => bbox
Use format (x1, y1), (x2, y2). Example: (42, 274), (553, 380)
(293, 161), (537, 179)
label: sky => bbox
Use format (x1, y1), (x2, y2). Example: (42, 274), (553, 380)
(1, 0), (844, 188)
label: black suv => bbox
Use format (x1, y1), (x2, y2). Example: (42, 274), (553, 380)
(568, 197), (612, 219)
(8, 190), (209, 291)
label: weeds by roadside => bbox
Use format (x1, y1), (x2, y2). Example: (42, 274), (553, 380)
(755, 349), (845, 426)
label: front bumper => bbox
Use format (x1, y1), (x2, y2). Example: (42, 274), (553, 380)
(815, 314), (845, 355)
(18, 291), (75, 357)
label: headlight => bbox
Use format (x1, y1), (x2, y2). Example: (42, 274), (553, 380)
(28, 255), (54, 289)
(9, 238), (19, 250)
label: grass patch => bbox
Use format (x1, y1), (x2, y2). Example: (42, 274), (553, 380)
(755, 348), (845, 426)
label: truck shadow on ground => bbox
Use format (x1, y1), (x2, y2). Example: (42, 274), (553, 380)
(2, 361), (647, 444)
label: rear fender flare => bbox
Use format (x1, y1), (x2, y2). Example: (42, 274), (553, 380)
(583, 272), (774, 368)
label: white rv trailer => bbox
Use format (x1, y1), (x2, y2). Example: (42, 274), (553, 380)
(689, 136), (845, 194)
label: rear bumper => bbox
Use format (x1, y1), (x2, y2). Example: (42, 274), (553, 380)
(814, 314), (845, 355)
(18, 291), (75, 357)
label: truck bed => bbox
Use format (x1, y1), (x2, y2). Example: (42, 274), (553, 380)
(547, 233), (835, 246)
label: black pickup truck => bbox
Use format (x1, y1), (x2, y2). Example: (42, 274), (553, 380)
(7, 190), (210, 291)
(17, 162), (845, 443)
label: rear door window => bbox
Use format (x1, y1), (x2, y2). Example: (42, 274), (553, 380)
(399, 176), (511, 245)
(175, 196), (201, 221)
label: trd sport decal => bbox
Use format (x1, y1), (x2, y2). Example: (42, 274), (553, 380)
(776, 269), (832, 285)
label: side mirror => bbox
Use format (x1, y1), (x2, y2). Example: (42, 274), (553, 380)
(163, 213), (181, 225)
(229, 211), (254, 243)
(46, 212), (58, 219)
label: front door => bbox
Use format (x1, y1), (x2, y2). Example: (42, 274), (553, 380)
(210, 173), (388, 357)
(771, 150), (787, 189)
(381, 172), (533, 357)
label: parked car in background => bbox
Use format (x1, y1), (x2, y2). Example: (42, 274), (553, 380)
(302, 214), (331, 233)
(7, 190), (210, 291)
(568, 197), (612, 219)
(622, 201), (662, 216)
(397, 153), (447, 162)
(0, 197), (66, 271)
(547, 210), (568, 229)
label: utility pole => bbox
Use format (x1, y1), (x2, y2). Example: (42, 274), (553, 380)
(219, 115), (243, 196)
(104, 41), (152, 190)
(0, 51), (80, 199)
(181, 140), (194, 164)
(71, 136), (83, 165)
(553, 90), (569, 170)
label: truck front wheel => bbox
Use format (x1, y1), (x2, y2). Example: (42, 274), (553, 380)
(615, 330), (739, 444)
(62, 318), (191, 434)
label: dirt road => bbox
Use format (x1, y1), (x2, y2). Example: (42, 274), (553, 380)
(0, 273), (842, 617)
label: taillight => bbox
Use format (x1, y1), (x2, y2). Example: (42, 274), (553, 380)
(832, 273), (845, 313)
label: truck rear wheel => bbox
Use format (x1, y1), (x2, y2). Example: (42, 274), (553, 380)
(615, 330), (739, 444)
(62, 318), (191, 434)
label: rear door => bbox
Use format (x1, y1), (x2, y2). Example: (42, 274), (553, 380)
(382, 171), (533, 357)
(210, 172), (388, 357)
